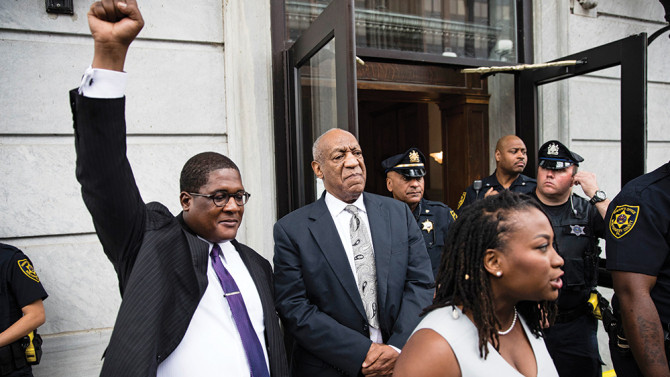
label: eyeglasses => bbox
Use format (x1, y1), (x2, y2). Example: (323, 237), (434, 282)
(189, 191), (251, 207)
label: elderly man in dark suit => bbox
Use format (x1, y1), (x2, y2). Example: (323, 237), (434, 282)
(71, 1), (288, 376)
(273, 129), (434, 377)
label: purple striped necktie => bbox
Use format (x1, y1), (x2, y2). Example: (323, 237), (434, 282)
(210, 243), (270, 377)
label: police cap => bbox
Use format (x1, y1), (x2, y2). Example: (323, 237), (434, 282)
(538, 140), (584, 170)
(381, 148), (426, 178)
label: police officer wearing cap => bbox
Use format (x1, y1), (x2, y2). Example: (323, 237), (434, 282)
(381, 148), (457, 278)
(530, 140), (610, 377)
(0, 243), (47, 377)
(606, 161), (670, 377)
(457, 135), (536, 213)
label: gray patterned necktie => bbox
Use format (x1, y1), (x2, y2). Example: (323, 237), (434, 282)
(344, 204), (379, 329)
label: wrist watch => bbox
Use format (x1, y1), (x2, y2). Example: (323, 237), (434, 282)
(590, 190), (607, 205)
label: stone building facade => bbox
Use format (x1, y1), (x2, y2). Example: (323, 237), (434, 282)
(0, 0), (668, 375)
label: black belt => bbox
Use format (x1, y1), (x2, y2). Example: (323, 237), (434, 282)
(555, 304), (591, 323)
(0, 339), (29, 375)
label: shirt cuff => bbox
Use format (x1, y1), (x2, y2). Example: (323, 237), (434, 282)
(78, 66), (127, 98)
(389, 345), (401, 354)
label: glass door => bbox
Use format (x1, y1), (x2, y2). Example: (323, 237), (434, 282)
(515, 33), (647, 186)
(288, 0), (358, 207)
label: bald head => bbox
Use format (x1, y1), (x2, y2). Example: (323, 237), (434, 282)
(496, 135), (524, 154)
(313, 129), (340, 163)
(494, 135), (527, 176)
(311, 128), (367, 203)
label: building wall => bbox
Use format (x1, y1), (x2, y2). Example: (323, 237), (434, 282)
(2, 0), (666, 375)
(534, 0), (670, 199)
(488, 1), (669, 189)
(0, 1), (275, 375)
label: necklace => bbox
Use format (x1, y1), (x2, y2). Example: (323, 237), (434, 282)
(498, 307), (518, 336)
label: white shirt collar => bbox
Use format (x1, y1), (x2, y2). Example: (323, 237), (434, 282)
(197, 236), (234, 262)
(325, 191), (366, 218)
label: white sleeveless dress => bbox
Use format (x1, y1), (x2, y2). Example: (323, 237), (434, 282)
(412, 306), (558, 377)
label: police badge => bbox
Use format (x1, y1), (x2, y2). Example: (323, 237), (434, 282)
(421, 219), (434, 233)
(547, 143), (560, 156)
(570, 224), (586, 236)
(409, 150), (420, 163)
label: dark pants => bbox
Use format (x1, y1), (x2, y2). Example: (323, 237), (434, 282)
(608, 339), (644, 377)
(1, 365), (32, 377)
(545, 314), (602, 377)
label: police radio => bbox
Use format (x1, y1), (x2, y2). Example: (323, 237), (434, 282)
(473, 180), (483, 199)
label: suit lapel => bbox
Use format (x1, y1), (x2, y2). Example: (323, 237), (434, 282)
(364, 193), (391, 317)
(232, 240), (270, 307)
(309, 195), (367, 320)
(184, 231), (209, 294)
(233, 240), (288, 376)
(177, 213), (210, 294)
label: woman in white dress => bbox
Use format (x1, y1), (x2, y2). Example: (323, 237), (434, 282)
(395, 191), (564, 377)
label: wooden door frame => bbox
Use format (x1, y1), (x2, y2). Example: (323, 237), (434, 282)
(271, 0), (533, 217)
(356, 60), (491, 208)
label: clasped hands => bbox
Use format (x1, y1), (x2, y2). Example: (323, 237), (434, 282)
(362, 343), (399, 376)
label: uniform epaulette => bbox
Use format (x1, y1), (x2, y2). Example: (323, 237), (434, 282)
(424, 200), (448, 208)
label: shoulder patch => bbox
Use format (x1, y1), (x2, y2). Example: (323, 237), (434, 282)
(609, 205), (639, 239)
(457, 192), (466, 209)
(17, 259), (40, 282)
(450, 210), (458, 221)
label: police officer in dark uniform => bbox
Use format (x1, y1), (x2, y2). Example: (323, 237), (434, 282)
(381, 148), (457, 278)
(606, 161), (670, 377)
(457, 135), (536, 213)
(530, 140), (610, 377)
(0, 243), (47, 377)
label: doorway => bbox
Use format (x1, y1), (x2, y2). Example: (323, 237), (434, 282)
(355, 59), (491, 209)
(273, 0), (501, 215)
(358, 98), (445, 203)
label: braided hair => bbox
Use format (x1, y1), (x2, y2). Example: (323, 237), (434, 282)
(424, 190), (557, 358)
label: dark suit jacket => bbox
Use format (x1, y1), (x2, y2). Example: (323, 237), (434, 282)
(70, 90), (288, 377)
(273, 192), (433, 377)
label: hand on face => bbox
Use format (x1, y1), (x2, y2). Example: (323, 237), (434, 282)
(572, 170), (599, 198)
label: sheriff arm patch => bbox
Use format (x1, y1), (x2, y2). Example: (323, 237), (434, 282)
(457, 192), (466, 209)
(609, 205), (639, 239)
(17, 259), (40, 283)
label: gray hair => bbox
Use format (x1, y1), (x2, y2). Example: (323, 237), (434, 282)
(312, 128), (336, 163)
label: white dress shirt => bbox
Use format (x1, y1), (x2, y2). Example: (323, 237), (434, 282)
(324, 192), (384, 344)
(157, 240), (269, 377)
(78, 66), (127, 98)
